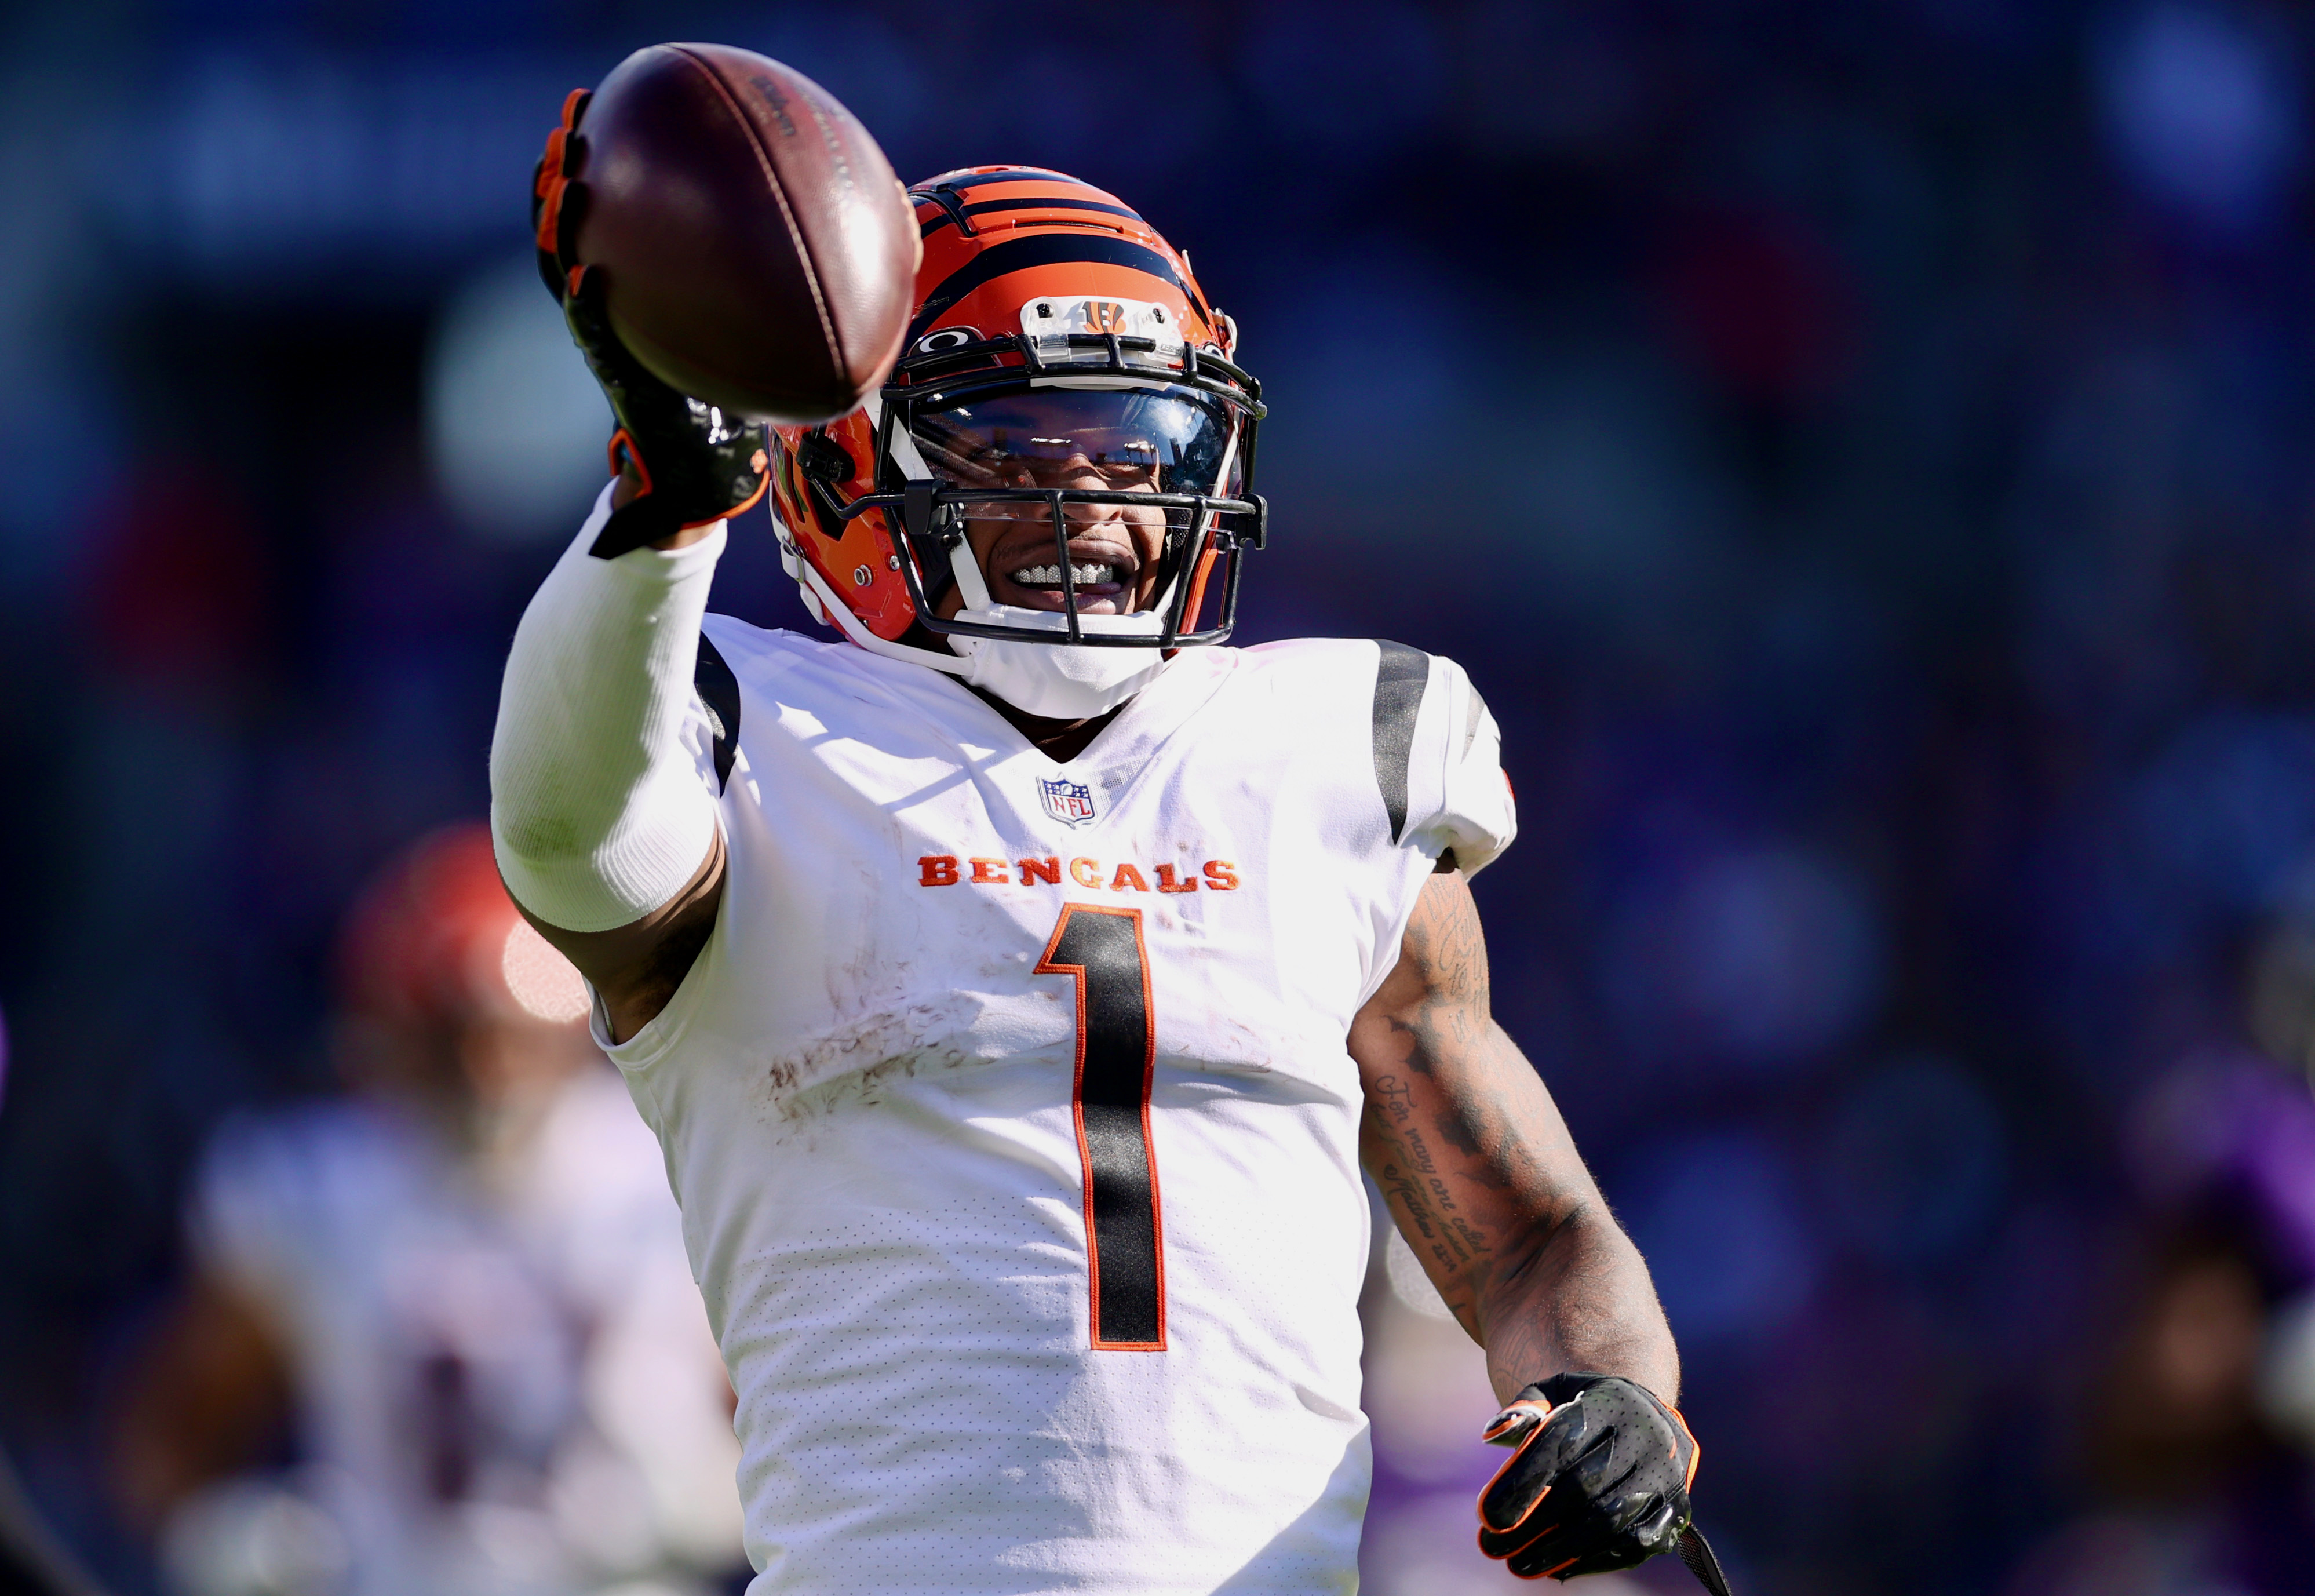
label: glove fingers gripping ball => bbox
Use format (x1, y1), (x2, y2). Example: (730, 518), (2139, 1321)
(531, 71), (831, 558)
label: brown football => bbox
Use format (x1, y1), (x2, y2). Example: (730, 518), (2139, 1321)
(570, 43), (916, 424)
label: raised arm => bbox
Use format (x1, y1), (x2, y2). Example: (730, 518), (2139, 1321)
(488, 465), (734, 1044)
(1350, 865), (1676, 1404)
(493, 111), (774, 1041)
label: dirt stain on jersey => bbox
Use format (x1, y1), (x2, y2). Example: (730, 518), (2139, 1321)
(776, 1042), (977, 1141)
(753, 996), (979, 1140)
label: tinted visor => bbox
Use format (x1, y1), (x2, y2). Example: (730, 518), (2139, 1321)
(910, 384), (1238, 502)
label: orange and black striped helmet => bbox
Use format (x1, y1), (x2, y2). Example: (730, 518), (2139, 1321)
(768, 167), (1264, 674)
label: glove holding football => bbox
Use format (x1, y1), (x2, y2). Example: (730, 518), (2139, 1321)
(1477, 1373), (1701, 1582)
(531, 89), (770, 559)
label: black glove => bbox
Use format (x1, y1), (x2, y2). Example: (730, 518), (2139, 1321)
(1478, 1374), (1724, 1588)
(531, 89), (769, 559)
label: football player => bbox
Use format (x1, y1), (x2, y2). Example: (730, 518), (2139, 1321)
(112, 825), (742, 1596)
(505, 92), (1718, 1594)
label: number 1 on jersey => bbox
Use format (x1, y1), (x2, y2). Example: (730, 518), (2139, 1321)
(1036, 904), (1166, 1350)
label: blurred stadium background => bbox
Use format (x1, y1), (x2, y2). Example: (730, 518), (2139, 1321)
(5, 1), (2315, 1593)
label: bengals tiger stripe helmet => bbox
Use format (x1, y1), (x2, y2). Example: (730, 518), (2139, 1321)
(766, 167), (1265, 694)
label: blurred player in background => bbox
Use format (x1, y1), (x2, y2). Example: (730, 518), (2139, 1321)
(111, 823), (742, 1596)
(2030, 1056), (2315, 1596)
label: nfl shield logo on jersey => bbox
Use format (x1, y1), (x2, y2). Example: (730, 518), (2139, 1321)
(1038, 776), (1098, 828)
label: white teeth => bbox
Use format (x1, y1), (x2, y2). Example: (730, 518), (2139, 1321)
(1009, 563), (1117, 586)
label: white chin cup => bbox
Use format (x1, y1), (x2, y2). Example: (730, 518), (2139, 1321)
(948, 605), (1169, 719)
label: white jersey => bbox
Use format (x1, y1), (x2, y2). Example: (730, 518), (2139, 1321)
(191, 1066), (742, 1596)
(603, 624), (1516, 1595)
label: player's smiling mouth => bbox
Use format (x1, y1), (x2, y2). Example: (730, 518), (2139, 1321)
(992, 542), (1140, 613)
(1012, 561), (1116, 587)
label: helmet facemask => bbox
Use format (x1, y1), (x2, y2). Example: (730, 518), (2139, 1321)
(844, 315), (1266, 652)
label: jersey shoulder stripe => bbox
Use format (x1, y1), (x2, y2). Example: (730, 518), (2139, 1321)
(1370, 640), (1431, 843)
(1237, 636), (1515, 875)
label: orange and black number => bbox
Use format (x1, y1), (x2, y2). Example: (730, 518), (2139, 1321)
(1037, 905), (1165, 1350)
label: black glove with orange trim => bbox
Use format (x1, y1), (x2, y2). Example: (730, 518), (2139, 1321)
(1477, 1374), (1728, 1591)
(531, 89), (769, 559)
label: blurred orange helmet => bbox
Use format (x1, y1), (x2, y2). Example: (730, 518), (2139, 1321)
(337, 823), (590, 1030)
(766, 167), (1266, 705)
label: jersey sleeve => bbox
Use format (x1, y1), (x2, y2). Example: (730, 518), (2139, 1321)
(1372, 643), (1517, 877)
(1428, 654), (1516, 874)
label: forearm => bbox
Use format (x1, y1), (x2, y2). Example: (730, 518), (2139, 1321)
(489, 484), (724, 932)
(1362, 1067), (1677, 1408)
(1354, 870), (1679, 1408)
(1475, 1197), (1679, 1406)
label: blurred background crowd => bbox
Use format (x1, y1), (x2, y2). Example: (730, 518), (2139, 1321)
(5, 1), (2315, 1593)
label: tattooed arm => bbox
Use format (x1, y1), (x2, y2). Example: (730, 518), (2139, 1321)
(1348, 865), (1679, 1406)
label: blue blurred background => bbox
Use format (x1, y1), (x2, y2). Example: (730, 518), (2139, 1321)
(10, 2), (2315, 1593)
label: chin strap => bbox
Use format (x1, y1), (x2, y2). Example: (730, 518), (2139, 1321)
(948, 541), (992, 619)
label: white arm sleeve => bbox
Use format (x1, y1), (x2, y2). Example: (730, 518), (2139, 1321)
(490, 483), (726, 933)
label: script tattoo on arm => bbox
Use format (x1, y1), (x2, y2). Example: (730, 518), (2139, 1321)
(1349, 868), (1680, 1407)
